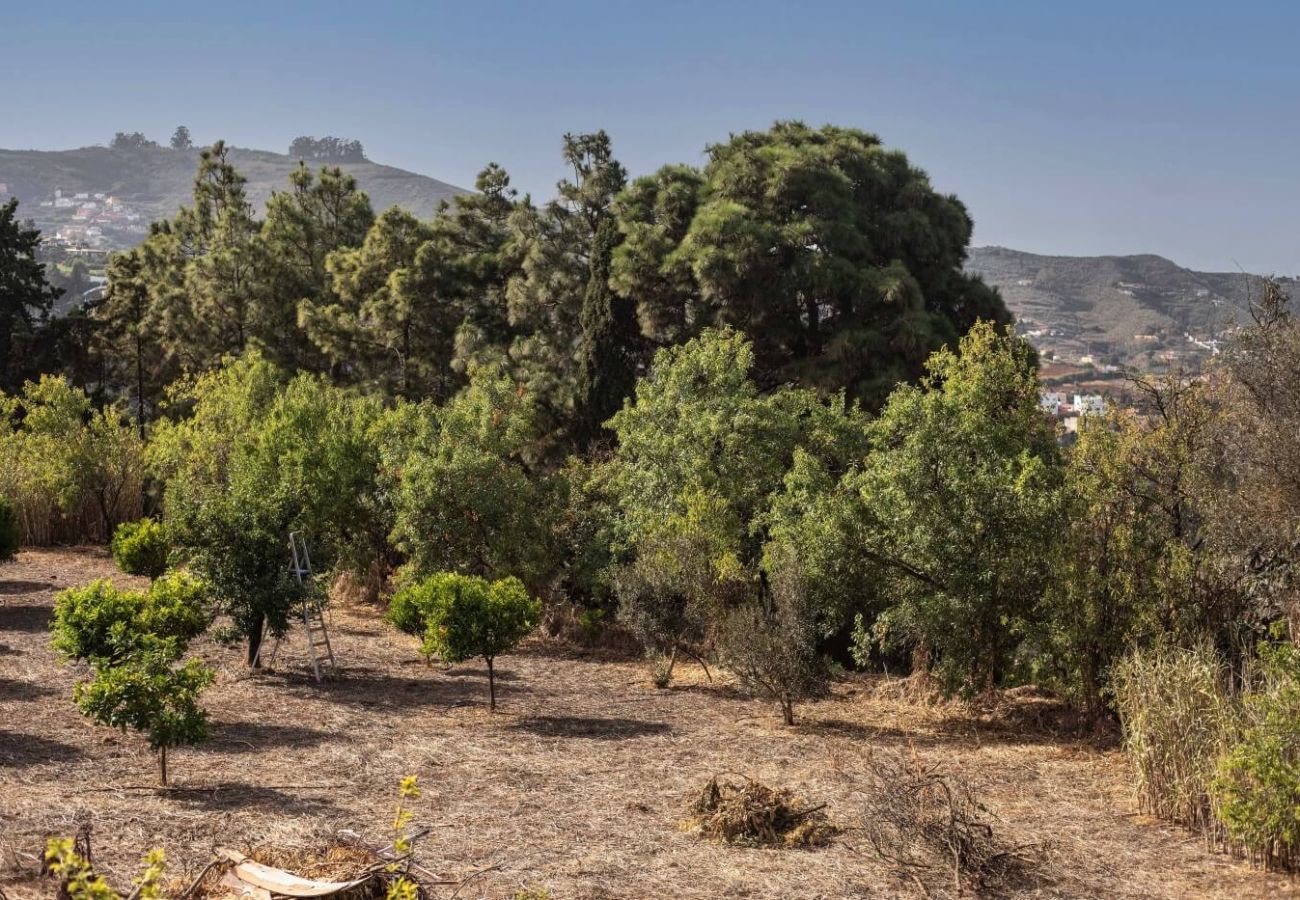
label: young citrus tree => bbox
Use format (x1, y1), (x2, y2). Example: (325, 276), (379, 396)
(390, 573), (539, 710)
(51, 573), (212, 784)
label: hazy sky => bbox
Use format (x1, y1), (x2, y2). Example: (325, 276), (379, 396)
(5, 1), (1299, 273)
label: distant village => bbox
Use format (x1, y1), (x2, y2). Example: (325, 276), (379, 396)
(30, 186), (149, 249)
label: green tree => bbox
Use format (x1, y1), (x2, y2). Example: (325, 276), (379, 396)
(403, 572), (540, 710)
(381, 361), (555, 590)
(52, 573), (212, 784)
(851, 321), (1063, 693)
(0, 200), (61, 390)
(262, 164), (374, 370)
(150, 354), (385, 660)
(611, 122), (1007, 408)
(170, 126), (193, 151)
(574, 216), (639, 448)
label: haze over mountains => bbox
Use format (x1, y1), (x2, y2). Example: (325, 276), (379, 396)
(967, 247), (1295, 371)
(0, 143), (465, 248)
(2, 140), (1289, 374)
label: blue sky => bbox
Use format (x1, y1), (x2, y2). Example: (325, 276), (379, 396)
(5, 1), (1300, 272)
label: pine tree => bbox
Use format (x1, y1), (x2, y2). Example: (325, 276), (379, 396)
(0, 199), (61, 390)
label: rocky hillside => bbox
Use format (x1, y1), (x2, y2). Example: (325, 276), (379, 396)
(0, 144), (466, 250)
(966, 246), (1294, 371)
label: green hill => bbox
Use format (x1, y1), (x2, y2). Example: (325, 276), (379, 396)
(0, 143), (466, 250)
(966, 246), (1295, 371)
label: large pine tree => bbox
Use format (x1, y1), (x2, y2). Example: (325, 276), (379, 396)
(0, 199), (61, 390)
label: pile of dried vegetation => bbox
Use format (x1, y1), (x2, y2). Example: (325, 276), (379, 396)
(857, 749), (1045, 894)
(681, 776), (837, 848)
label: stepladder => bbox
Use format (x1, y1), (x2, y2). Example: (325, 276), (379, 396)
(252, 532), (337, 682)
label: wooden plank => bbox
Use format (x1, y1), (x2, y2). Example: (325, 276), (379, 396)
(215, 849), (371, 898)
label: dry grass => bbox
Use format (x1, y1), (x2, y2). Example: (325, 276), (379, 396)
(2, 548), (1298, 898)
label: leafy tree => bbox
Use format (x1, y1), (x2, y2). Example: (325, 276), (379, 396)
(381, 361), (555, 590)
(52, 574), (212, 784)
(51, 573), (209, 664)
(110, 518), (170, 580)
(398, 572), (539, 709)
(0, 376), (145, 544)
(75, 649), (213, 785)
(850, 321), (1063, 693)
(170, 126), (193, 151)
(150, 354), (385, 659)
(0, 200), (61, 390)
(611, 122), (1007, 408)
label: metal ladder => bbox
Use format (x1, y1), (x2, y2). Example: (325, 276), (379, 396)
(254, 532), (337, 682)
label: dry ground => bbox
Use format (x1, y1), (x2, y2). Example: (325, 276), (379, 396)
(1, 548), (1296, 899)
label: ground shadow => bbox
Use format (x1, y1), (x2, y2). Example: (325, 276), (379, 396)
(509, 714), (672, 740)
(0, 729), (84, 767)
(0, 603), (53, 632)
(0, 677), (56, 701)
(0, 579), (56, 596)
(198, 721), (342, 754)
(0, 642), (20, 656)
(263, 670), (498, 711)
(168, 782), (340, 814)
(444, 664), (520, 682)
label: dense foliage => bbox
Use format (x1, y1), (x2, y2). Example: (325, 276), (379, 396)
(388, 572), (539, 709)
(110, 517), (170, 579)
(51, 572), (212, 784)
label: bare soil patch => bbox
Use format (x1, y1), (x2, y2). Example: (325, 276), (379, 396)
(1, 548), (1296, 898)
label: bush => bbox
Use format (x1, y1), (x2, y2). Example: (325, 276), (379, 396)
(0, 376), (144, 545)
(51, 573), (212, 785)
(51, 574), (209, 664)
(718, 596), (830, 726)
(1110, 642), (1236, 832)
(389, 572), (539, 709)
(74, 649), (213, 786)
(0, 495), (18, 561)
(1212, 637), (1300, 870)
(110, 518), (170, 579)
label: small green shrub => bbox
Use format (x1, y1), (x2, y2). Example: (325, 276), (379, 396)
(388, 572), (539, 710)
(0, 494), (18, 561)
(110, 518), (170, 579)
(51, 574), (209, 664)
(74, 649), (213, 786)
(1111, 642), (1237, 833)
(1213, 637), (1300, 870)
(52, 573), (212, 785)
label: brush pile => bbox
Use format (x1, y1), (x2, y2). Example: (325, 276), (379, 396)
(682, 776), (837, 848)
(859, 750), (1042, 893)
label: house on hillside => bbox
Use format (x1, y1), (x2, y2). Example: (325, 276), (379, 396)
(1073, 394), (1105, 416)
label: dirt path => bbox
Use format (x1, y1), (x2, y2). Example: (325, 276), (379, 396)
(1, 548), (1294, 898)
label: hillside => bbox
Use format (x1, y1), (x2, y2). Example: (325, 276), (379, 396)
(0, 144), (466, 250)
(966, 246), (1299, 371)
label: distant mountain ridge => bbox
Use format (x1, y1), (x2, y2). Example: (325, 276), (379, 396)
(0, 143), (467, 249)
(966, 246), (1294, 371)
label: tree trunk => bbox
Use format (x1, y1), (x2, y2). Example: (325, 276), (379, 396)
(781, 694), (795, 727)
(159, 745), (168, 787)
(247, 614), (265, 667)
(486, 657), (496, 711)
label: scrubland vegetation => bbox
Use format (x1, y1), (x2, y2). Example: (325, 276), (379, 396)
(4, 121), (1300, 896)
